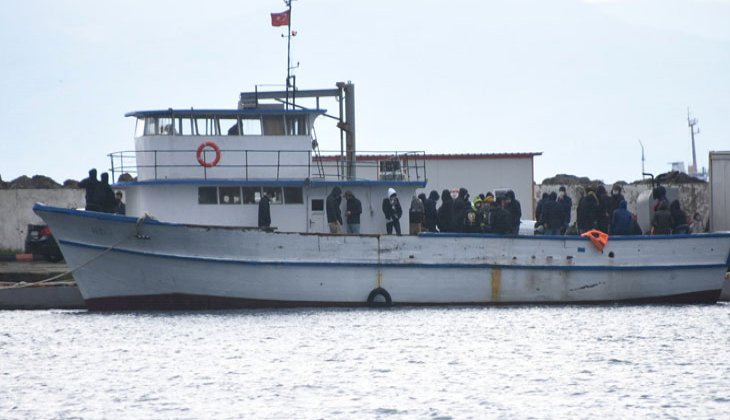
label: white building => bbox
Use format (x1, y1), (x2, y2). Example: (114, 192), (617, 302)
(343, 152), (541, 215)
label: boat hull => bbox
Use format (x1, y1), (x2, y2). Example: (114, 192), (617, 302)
(34, 205), (730, 310)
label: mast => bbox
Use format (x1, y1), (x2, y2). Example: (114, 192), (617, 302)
(284, 0), (293, 108)
(687, 109), (699, 176)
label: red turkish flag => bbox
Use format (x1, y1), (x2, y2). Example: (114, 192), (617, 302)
(270, 10), (290, 27)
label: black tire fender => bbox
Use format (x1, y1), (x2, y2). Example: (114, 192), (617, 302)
(366, 287), (392, 307)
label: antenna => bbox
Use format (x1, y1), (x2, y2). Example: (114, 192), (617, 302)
(687, 108), (699, 176)
(638, 139), (645, 177)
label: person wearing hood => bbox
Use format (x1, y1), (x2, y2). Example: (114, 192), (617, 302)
(423, 190), (439, 232)
(437, 189), (454, 233)
(409, 195), (425, 234)
(595, 185), (611, 233)
(96, 172), (116, 213)
(258, 191), (271, 228)
(576, 187), (599, 234)
(505, 190), (521, 234)
(651, 201), (673, 235)
(78, 168), (101, 211)
(535, 192), (549, 226)
(326, 186), (343, 234)
(669, 199), (689, 234)
(382, 188), (402, 235)
(610, 200), (633, 236)
(452, 187), (469, 232)
(608, 184), (625, 217)
(344, 191), (362, 234)
(540, 192), (564, 235)
(557, 186), (572, 234)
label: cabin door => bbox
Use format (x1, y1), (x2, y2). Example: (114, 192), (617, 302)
(309, 198), (326, 233)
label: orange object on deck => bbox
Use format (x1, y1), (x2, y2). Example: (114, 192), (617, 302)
(15, 254), (34, 262)
(581, 229), (609, 252)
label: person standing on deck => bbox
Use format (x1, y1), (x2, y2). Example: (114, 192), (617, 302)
(541, 192), (564, 235)
(97, 172), (116, 213)
(505, 190), (522, 234)
(409, 195), (425, 235)
(78, 168), (101, 211)
(326, 186), (343, 234)
(423, 190), (440, 232)
(344, 191), (362, 234)
(382, 188), (402, 235)
(258, 192), (271, 228)
(557, 186), (572, 234)
(437, 189), (454, 233)
(610, 200), (633, 236)
(114, 191), (126, 215)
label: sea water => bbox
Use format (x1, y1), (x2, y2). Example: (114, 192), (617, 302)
(1, 305), (729, 419)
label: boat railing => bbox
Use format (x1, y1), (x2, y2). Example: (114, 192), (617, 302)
(108, 149), (426, 183)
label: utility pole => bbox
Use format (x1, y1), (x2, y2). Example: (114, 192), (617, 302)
(687, 109), (700, 176)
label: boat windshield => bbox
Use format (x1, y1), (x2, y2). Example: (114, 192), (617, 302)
(134, 113), (311, 137)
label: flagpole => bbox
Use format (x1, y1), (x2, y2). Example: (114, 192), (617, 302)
(285, 0), (292, 108)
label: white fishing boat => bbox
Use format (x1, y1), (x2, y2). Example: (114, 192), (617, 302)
(32, 81), (730, 310)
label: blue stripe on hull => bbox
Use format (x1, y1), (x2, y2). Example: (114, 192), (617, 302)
(59, 239), (727, 272)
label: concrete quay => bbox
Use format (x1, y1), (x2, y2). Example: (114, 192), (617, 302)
(0, 261), (85, 309)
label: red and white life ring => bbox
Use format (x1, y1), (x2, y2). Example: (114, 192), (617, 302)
(196, 141), (221, 168)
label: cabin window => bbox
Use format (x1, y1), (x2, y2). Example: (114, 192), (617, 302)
(220, 117), (240, 136)
(311, 199), (324, 212)
(198, 186), (303, 205)
(135, 118), (146, 137)
(283, 187), (303, 204)
(263, 187), (283, 204)
(141, 117), (175, 136)
(262, 116), (285, 135)
(198, 187), (218, 204)
(219, 187), (241, 204)
(193, 117), (220, 136)
(379, 159), (404, 180)
(241, 117), (262, 135)
(286, 115), (309, 135)
(177, 117), (195, 135)
(242, 187), (260, 204)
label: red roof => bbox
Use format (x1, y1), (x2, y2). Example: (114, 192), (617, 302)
(315, 152), (542, 162)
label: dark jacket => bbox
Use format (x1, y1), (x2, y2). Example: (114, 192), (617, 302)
(78, 169), (100, 211)
(346, 196), (362, 224)
(422, 191), (438, 232)
(577, 192), (599, 232)
(258, 195), (271, 227)
(595, 186), (611, 233)
(409, 196), (425, 224)
(609, 191), (625, 217)
(382, 196), (402, 220)
(610, 200), (632, 236)
(652, 204), (673, 235)
(535, 193), (549, 224)
(326, 187), (343, 224)
(96, 173), (116, 213)
(557, 193), (572, 227)
(669, 200), (688, 231)
(541, 193), (564, 230)
(437, 190), (454, 232)
(505, 190), (521, 234)
(490, 205), (513, 234)
(452, 188), (469, 232)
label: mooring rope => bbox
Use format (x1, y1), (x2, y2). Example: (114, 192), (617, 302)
(0, 213), (151, 290)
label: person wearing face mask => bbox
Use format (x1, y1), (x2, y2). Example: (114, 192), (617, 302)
(608, 184), (625, 222)
(556, 186), (572, 234)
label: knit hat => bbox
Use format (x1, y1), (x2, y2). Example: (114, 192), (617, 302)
(388, 188), (397, 197)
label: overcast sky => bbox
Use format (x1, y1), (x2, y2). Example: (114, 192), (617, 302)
(1, 0), (728, 185)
